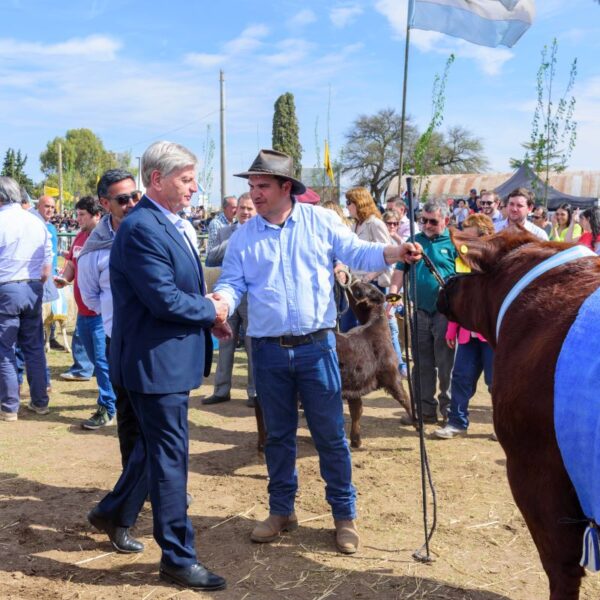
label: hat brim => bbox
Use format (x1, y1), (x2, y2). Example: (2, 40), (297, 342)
(234, 170), (306, 196)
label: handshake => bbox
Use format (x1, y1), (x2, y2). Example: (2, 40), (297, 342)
(206, 292), (233, 341)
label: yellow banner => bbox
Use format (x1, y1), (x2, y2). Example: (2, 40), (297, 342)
(43, 185), (73, 201)
(324, 140), (335, 184)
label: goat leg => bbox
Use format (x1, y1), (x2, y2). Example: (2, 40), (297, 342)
(347, 397), (363, 449)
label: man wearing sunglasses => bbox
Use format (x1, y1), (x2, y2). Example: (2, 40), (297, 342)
(389, 200), (457, 425)
(477, 191), (504, 231)
(78, 170), (139, 456)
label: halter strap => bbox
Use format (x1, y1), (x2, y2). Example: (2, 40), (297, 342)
(496, 245), (596, 341)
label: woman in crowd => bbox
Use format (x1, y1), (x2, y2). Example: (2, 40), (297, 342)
(550, 203), (581, 242)
(382, 209), (408, 377)
(434, 213), (495, 440)
(577, 207), (600, 253)
(340, 187), (392, 332)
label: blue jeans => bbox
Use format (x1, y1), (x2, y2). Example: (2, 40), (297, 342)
(66, 323), (94, 378)
(447, 338), (494, 430)
(251, 331), (356, 520)
(388, 313), (407, 371)
(0, 281), (49, 413)
(76, 314), (116, 416)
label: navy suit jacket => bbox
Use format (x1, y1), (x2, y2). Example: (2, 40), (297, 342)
(109, 196), (215, 394)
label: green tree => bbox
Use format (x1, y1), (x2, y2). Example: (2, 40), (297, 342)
(510, 39), (577, 206)
(39, 128), (131, 198)
(340, 108), (487, 203)
(1, 148), (34, 192)
(272, 92), (302, 179)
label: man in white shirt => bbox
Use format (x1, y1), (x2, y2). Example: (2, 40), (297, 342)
(0, 177), (52, 421)
(496, 187), (549, 241)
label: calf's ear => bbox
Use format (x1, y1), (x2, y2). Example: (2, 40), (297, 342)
(450, 230), (506, 273)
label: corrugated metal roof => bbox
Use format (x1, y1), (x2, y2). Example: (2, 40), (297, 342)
(386, 171), (600, 199)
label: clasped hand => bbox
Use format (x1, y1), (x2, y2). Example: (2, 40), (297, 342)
(206, 292), (229, 325)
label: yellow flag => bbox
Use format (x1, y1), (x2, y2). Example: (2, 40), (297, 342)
(43, 185), (73, 201)
(324, 140), (334, 183)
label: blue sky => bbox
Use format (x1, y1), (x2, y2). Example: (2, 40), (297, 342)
(2, 0), (599, 203)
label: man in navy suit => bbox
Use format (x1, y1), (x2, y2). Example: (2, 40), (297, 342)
(87, 141), (228, 591)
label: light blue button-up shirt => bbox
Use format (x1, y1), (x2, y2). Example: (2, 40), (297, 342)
(214, 202), (388, 337)
(0, 202), (51, 283)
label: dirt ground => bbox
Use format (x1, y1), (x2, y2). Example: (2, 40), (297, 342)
(2, 345), (600, 600)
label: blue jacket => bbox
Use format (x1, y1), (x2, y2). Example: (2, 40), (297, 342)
(109, 196), (215, 394)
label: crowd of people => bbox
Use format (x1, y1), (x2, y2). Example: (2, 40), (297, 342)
(2, 142), (599, 592)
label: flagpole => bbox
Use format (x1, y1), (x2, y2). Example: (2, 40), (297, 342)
(397, 9), (412, 195)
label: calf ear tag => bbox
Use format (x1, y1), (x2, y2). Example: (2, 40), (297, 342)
(386, 293), (402, 303)
(460, 244), (469, 255)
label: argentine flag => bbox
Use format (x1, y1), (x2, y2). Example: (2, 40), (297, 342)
(409, 0), (535, 48)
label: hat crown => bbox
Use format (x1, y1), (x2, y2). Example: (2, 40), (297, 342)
(247, 149), (294, 178)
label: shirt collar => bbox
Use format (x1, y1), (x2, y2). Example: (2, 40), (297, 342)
(0, 202), (20, 213)
(145, 194), (179, 225)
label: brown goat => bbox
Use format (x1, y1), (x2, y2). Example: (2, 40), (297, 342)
(255, 280), (412, 452)
(437, 228), (600, 600)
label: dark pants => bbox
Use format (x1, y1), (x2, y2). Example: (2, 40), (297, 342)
(413, 310), (455, 419)
(106, 336), (140, 467)
(0, 281), (48, 414)
(96, 390), (196, 568)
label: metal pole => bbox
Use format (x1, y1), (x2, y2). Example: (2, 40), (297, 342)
(219, 69), (227, 203)
(57, 142), (64, 211)
(397, 17), (412, 198)
(136, 156), (141, 190)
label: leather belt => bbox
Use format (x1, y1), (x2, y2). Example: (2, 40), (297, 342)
(0, 278), (41, 285)
(261, 328), (331, 348)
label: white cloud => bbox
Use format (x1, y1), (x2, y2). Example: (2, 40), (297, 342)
(374, 0), (514, 75)
(287, 9), (317, 28)
(0, 34), (121, 61)
(330, 5), (363, 28)
(262, 39), (312, 66)
(184, 52), (226, 68)
(224, 24), (269, 54)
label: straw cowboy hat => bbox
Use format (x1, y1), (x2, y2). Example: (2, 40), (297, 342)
(235, 149), (306, 196)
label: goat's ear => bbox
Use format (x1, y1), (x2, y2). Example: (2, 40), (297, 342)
(450, 228), (537, 273)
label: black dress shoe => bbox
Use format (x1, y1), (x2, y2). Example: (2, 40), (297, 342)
(49, 338), (66, 351)
(246, 396), (257, 408)
(159, 561), (226, 591)
(87, 509), (144, 554)
(201, 394), (231, 405)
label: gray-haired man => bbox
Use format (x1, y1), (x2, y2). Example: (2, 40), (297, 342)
(389, 200), (457, 424)
(206, 195), (237, 253)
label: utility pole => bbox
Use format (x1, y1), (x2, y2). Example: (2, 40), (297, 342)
(57, 142), (64, 211)
(219, 69), (227, 205)
(136, 156), (141, 190)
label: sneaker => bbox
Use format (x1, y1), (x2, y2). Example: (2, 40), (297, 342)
(81, 407), (114, 430)
(60, 372), (91, 382)
(434, 424), (467, 439)
(49, 339), (66, 351)
(0, 410), (18, 422)
(26, 402), (50, 415)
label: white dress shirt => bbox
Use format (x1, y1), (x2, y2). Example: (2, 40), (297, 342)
(0, 202), (51, 283)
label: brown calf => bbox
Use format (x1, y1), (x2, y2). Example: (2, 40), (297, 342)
(437, 228), (600, 600)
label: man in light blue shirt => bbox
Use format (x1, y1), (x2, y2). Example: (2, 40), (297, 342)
(212, 149), (418, 555)
(0, 176), (52, 421)
(206, 195), (237, 254)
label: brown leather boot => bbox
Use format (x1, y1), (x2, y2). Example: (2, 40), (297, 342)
(250, 513), (298, 543)
(334, 519), (359, 554)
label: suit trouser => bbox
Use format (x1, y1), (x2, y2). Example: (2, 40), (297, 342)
(105, 336), (140, 468)
(96, 390), (196, 568)
(213, 298), (255, 398)
(413, 310), (455, 419)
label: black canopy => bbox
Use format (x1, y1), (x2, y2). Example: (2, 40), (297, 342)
(494, 165), (597, 210)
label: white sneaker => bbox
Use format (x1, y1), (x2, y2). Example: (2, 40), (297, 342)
(0, 410), (18, 422)
(434, 424), (467, 439)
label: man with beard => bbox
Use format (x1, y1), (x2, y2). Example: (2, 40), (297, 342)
(78, 170), (139, 463)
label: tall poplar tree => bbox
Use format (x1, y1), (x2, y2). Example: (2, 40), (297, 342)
(272, 92), (302, 179)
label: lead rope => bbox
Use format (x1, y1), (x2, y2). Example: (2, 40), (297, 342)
(404, 177), (437, 563)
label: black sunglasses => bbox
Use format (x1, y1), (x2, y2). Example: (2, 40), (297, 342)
(419, 217), (440, 226)
(110, 193), (137, 205)
(385, 221), (399, 226)
(479, 200), (494, 206)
